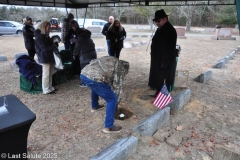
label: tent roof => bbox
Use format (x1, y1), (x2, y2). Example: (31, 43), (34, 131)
(0, 0), (236, 8)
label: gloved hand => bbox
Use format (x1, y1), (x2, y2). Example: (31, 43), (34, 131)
(160, 64), (167, 69)
(54, 42), (59, 48)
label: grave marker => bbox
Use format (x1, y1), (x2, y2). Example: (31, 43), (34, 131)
(132, 35), (139, 38)
(140, 41), (148, 45)
(211, 29), (236, 40)
(95, 46), (106, 53)
(124, 38), (131, 41)
(132, 42), (141, 47)
(124, 42), (132, 49)
(175, 27), (186, 39)
(14, 52), (28, 59)
(87, 27), (103, 38)
(0, 56), (7, 62)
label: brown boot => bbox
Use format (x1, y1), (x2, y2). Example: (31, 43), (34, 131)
(102, 125), (122, 134)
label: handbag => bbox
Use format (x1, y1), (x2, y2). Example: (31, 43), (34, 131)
(174, 70), (189, 88)
(53, 50), (64, 70)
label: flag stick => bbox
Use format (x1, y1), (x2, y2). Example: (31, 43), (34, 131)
(146, 28), (156, 52)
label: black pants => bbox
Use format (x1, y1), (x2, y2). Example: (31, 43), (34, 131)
(72, 56), (81, 76)
(110, 47), (122, 59)
(27, 49), (35, 59)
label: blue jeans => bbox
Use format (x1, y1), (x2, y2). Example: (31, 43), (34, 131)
(80, 74), (117, 128)
(106, 40), (111, 56)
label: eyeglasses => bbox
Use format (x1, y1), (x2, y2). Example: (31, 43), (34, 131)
(155, 19), (162, 23)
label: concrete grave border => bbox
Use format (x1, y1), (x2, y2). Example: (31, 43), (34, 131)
(168, 89), (191, 114)
(0, 56), (8, 62)
(213, 59), (226, 68)
(90, 136), (138, 160)
(212, 50), (236, 69)
(14, 52), (28, 59)
(194, 70), (212, 83)
(133, 107), (170, 136)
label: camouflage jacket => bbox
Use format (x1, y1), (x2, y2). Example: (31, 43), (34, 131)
(81, 56), (127, 103)
(61, 18), (70, 43)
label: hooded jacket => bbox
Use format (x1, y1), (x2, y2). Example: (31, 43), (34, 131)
(61, 18), (71, 43)
(73, 29), (97, 64)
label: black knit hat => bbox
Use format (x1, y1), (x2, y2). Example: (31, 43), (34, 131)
(26, 16), (32, 21)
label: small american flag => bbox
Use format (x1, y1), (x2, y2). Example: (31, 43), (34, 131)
(153, 84), (173, 109)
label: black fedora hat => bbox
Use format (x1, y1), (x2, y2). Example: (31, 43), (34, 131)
(152, 9), (168, 21)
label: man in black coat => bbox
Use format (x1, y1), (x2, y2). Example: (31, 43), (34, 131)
(101, 16), (114, 55)
(22, 16), (35, 59)
(148, 9), (177, 97)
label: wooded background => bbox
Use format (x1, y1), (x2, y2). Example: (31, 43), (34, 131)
(0, 0), (237, 31)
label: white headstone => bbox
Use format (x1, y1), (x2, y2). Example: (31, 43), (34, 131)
(140, 41), (148, 45)
(132, 42), (141, 47)
(95, 46), (106, 53)
(124, 42), (132, 49)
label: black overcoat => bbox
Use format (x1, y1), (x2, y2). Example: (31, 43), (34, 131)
(22, 24), (35, 50)
(148, 21), (177, 91)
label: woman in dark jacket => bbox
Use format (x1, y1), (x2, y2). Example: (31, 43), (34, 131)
(65, 20), (80, 56)
(65, 20), (81, 76)
(34, 21), (58, 94)
(73, 29), (97, 87)
(22, 16), (35, 59)
(107, 20), (126, 59)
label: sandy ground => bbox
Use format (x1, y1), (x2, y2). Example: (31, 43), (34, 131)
(0, 28), (240, 160)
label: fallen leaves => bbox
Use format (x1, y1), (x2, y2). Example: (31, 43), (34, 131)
(150, 139), (160, 146)
(176, 125), (183, 131)
(191, 131), (199, 139)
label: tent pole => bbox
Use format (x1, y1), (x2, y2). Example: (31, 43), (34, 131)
(236, 0), (240, 36)
(83, 8), (87, 28)
(66, 8), (68, 15)
(76, 8), (78, 20)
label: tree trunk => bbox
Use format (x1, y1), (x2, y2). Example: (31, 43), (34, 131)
(186, 16), (192, 31)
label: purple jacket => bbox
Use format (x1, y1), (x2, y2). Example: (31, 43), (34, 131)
(34, 29), (55, 63)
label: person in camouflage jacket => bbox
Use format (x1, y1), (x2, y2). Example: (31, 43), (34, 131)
(61, 13), (74, 50)
(80, 56), (129, 134)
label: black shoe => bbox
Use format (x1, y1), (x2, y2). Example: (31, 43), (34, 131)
(54, 89), (58, 91)
(49, 91), (56, 94)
